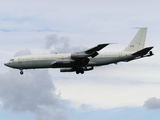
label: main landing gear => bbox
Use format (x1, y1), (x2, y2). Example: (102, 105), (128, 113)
(20, 70), (23, 75)
(76, 68), (84, 74)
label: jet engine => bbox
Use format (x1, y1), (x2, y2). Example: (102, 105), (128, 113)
(60, 68), (75, 72)
(60, 66), (93, 72)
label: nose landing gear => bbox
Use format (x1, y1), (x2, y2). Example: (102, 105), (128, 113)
(20, 70), (23, 75)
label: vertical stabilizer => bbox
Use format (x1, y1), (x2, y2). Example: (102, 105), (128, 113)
(123, 27), (147, 52)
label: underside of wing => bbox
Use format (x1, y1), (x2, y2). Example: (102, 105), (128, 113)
(71, 43), (110, 58)
(71, 43), (110, 66)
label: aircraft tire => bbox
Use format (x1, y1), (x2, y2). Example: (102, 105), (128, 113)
(80, 69), (84, 74)
(76, 70), (79, 74)
(20, 70), (23, 75)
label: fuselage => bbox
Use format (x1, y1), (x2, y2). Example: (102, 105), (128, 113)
(4, 51), (133, 70)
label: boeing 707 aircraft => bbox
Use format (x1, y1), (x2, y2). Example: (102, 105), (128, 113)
(4, 27), (154, 75)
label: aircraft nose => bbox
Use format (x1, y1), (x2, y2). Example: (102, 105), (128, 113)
(4, 62), (9, 66)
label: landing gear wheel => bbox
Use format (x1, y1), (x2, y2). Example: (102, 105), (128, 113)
(76, 70), (79, 74)
(80, 69), (84, 74)
(20, 70), (23, 75)
(76, 68), (84, 74)
(81, 71), (84, 74)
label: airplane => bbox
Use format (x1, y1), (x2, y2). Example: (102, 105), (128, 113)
(4, 27), (154, 75)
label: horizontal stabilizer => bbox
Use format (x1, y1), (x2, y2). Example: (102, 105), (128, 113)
(132, 46), (154, 56)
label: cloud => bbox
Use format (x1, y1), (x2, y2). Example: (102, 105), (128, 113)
(0, 50), (68, 120)
(45, 35), (60, 49)
(0, 69), (68, 120)
(14, 49), (31, 57)
(45, 34), (87, 53)
(143, 97), (160, 109)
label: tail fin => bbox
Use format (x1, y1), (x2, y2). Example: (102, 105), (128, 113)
(123, 27), (147, 52)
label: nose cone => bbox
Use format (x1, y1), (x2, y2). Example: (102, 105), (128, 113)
(4, 63), (7, 66)
(4, 62), (10, 67)
(4, 61), (16, 68)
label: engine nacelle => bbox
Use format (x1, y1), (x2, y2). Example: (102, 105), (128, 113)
(60, 68), (75, 72)
(60, 66), (94, 72)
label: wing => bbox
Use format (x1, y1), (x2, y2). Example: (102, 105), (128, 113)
(85, 44), (110, 57)
(71, 43), (110, 66)
(71, 43), (110, 58)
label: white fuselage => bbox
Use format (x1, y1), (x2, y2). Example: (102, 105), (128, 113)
(4, 51), (133, 70)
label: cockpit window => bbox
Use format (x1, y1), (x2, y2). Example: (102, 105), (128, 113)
(10, 59), (14, 61)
